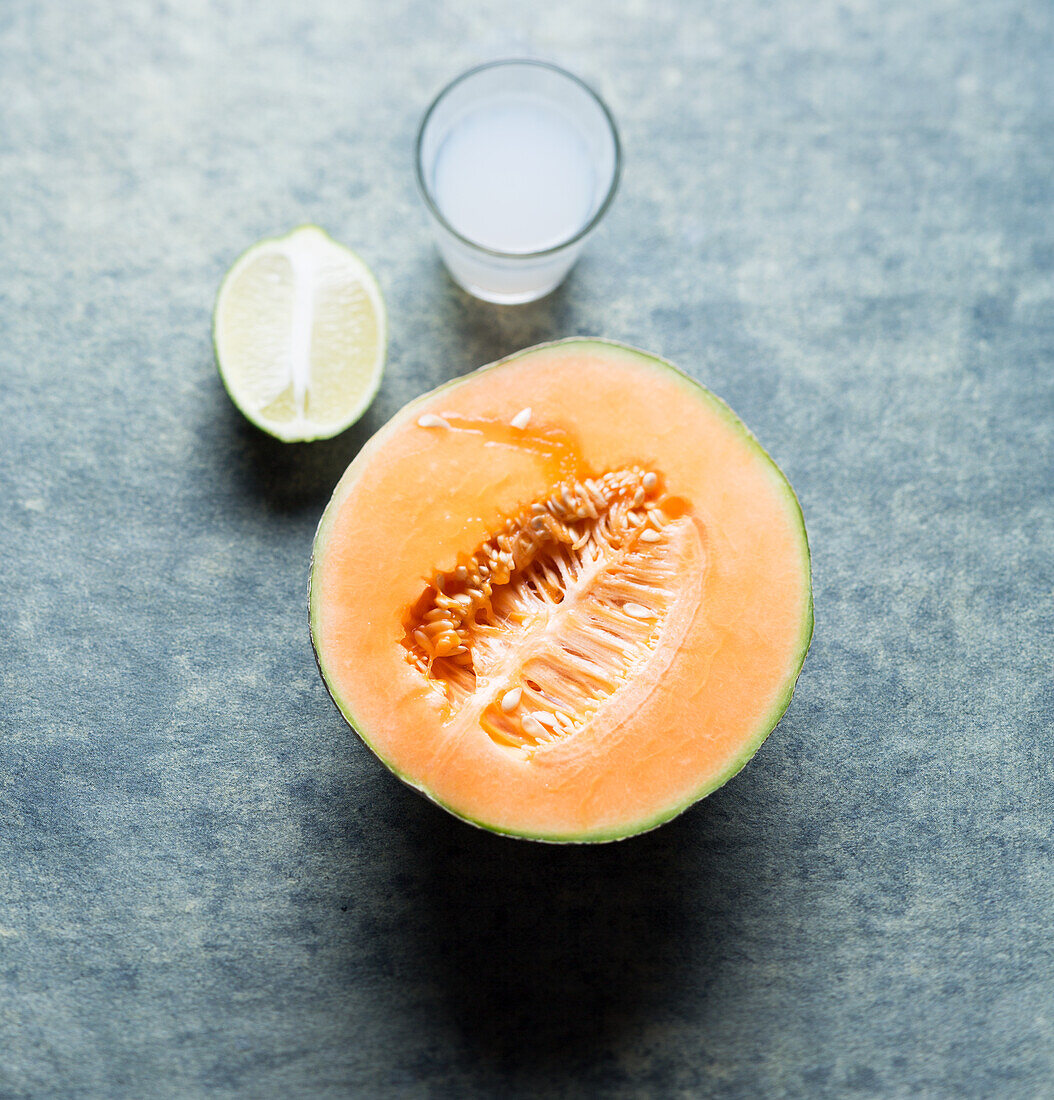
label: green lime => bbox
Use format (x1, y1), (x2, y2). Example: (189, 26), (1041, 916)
(213, 225), (387, 442)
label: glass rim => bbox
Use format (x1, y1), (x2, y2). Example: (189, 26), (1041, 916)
(414, 58), (622, 261)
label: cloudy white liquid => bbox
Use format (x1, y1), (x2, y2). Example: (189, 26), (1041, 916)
(432, 99), (597, 253)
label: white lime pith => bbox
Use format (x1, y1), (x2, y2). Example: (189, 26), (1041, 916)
(213, 226), (387, 442)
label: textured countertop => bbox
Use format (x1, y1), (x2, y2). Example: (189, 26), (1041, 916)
(1, 1), (1051, 1097)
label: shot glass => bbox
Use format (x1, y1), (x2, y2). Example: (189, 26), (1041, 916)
(415, 59), (621, 305)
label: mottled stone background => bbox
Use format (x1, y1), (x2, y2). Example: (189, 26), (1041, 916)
(1, 1), (1051, 1096)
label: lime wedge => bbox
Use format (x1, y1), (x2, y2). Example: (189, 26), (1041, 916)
(213, 225), (387, 442)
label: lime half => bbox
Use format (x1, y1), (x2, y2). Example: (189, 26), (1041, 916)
(213, 225), (387, 442)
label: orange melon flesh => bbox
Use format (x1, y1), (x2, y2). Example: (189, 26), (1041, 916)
(310, 339), (812, 842)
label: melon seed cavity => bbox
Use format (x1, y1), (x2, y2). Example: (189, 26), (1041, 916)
(401, 467), (690, 752)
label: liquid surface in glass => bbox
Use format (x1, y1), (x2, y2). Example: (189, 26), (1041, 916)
(432, 99), (596, 254)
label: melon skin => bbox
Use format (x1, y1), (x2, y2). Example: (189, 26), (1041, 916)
(309, 339), (813, 843)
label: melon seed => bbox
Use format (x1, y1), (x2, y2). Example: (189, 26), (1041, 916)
(417, 413), (451, 429)
(520, 714), (547, 740)
(510, 407), (532, 430)
(501, 687), (522, 713)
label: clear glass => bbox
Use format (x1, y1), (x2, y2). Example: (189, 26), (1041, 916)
(415, 60), (621, 304)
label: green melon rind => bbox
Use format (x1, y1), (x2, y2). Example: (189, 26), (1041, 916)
(309, 338), (813, 843)
(212, 225), (388, 443)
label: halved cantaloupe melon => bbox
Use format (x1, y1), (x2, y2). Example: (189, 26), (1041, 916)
(310, 339), (812, 842)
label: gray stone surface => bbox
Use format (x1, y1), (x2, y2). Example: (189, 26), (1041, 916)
(1, 0), (1052, 1096)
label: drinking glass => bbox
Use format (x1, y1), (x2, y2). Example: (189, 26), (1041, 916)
(415, 60), (621, 305)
